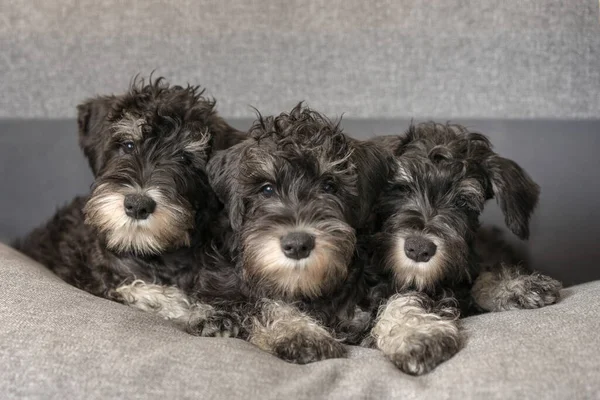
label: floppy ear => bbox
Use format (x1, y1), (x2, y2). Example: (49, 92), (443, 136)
(77, 96), (114, 176)
(484, 155), (540, 240)
(206, 142), (247, 231)
(352, 140), (393, 227)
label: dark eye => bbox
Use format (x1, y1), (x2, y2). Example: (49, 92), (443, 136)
(260, 184), (275, 197)
(177, 152), (191, 164)
(455, 196), (470, 209)
(121, 141), (135, 154)
(322, 180), (336, 194)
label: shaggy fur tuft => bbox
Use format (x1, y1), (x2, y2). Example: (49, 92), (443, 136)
(367, 292), (462, 375)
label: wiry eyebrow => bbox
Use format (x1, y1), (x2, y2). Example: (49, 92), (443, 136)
(240, 149), (278, 185)
(458, 178), (484, 197)
(112, 113), (145, 141)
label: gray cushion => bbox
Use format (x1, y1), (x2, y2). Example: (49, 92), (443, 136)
(2, 1), (599, 119)
(1, 242), (599, 399)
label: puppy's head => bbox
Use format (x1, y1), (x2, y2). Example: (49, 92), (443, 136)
(208, 103), (388, 300)
(374, 123), (539, 291)
(79, 76), (243, 255)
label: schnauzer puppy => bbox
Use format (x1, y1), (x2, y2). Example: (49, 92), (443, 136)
(363, 122), (562, 375)
(206, 103), (389, 363)
(15, 77), (245, 335)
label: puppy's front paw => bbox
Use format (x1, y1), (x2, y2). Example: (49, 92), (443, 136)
(188, 309), (242, 338)
(473, 269), (563, 311)
(386, 329), (462, 376)
(273, 332), (346, 364)
(249, 299), (347, 364)
(512, 273), (562, 309)
(372, 293), (462, 375)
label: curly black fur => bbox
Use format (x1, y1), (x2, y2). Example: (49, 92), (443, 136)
(14, 77), (246, 319)
(360, 122), (562, 375)
(205, 103), (390, 363)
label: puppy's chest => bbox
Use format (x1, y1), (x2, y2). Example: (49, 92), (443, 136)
(122, 250), (197, 286)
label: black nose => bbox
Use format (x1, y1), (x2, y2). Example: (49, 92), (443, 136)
(280, 231), (315, 260)
(404, 236), (437, 262)
(124, 194), (156, 220)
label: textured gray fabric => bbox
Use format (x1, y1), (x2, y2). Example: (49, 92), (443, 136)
(1, 1), (599, 119)
(1, 242), (599, 399)
(3, 118), (600, 285)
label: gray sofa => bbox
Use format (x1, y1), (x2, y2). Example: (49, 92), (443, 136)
(2, 1), (600, 399)
(2, 243), (600, 399)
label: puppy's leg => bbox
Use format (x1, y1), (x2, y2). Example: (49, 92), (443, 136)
(115, 280), (198, 321)
(472, 264), (562, 312)
(248, 299), (346, 364)
(187, 301), (244, 339)
(115, 280), (240, 337)
(367, 292), (462, 376)
(473, 228), (562, 311)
